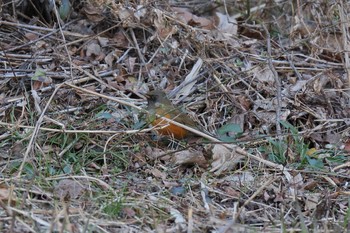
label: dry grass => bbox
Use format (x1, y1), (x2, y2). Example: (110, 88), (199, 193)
(0, 0), (350, 232)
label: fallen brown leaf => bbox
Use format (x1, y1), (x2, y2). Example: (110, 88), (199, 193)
(173, 149), (207, 167)
(54, 179), (88, 200)
(210, 144), (245, 175)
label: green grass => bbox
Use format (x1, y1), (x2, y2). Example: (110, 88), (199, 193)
(259, 121), (345, 169)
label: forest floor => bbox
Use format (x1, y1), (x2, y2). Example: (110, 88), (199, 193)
(0, 0), (350, 232)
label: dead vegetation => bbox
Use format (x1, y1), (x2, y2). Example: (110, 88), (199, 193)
(0, 0), (350, 232)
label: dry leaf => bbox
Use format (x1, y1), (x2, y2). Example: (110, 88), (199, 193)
(223, 186), (241, 198)
(31, 90), (42, 114)
(54, 179), (88, 200)
(313, 75), (330, 94)
(173, 7), (214, 29)
(170, 208), (186, 230)
(118, 7), (134, 23)
(24, 32), (38, 41)
(210, 144), (245, 175)
(173, 7), (198, 25)
(67, 19), (94, 35)
(0, 184), (17, 206)
(190, 15), (213, 29)
(144, 146), (168, 160)
(122, 207), (136, 218)
(303, 179), (318, 190)
(250, 66), (275, 84)
(237, 96), (251, 111)
(220, 171), (255, 184)
(163, 180), (179, 188)
(213, 12), (238, 37)
(86, 42), (101, 57)
(173, 149), (207, 167)
(125, 57), (137, 73)
(10, 141), (25, 157)
(289, 80), (308, 93)
(82, 5), (105, 22)
(304, 194), (320, 212)
(134, 5), (147, 20)
(344, 139), (350, 152)
(288, 173), (304, 197)
(254, 110), (291, 124)
(97, 36), (109, 47)
(154, 9), (177, 39)
(105, 51), (116, 67)
(112, 31), (129, 48)
(150, 168), (167, 180)
(173, 58), (203, 100)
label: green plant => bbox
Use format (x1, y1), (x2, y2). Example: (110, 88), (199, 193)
(261, 121), (324, 169)
(102, 186), (127, 218)
(343, 197), (350, 229)
(9, 161), (36, 179)
(102, 199), (124, 217)
(217, 123), (243, 142)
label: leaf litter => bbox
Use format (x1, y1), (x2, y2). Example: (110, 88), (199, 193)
(0, 0), (349, 232)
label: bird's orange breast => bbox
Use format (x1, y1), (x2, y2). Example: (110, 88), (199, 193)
(151, 114), (188, 139)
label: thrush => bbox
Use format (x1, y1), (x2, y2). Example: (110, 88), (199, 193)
(146, 90), (198, 139)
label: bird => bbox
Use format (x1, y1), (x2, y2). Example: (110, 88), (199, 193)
(146, 90), (198, 139)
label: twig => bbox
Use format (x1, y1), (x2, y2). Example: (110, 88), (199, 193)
(263, 24), (282, 141)
(235, 177), (277, 219)
(129, 29), (147, 69)
(338, 3), (350, 92)
(212, 73), (229, 93)
(16, 84), (63, 178)
(1, 25), (68, 52)
(52, 0), (74, 79)
(187, 207), (193, 233)
(0, 121), (154, 134)
(0, 20), (90, 38)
